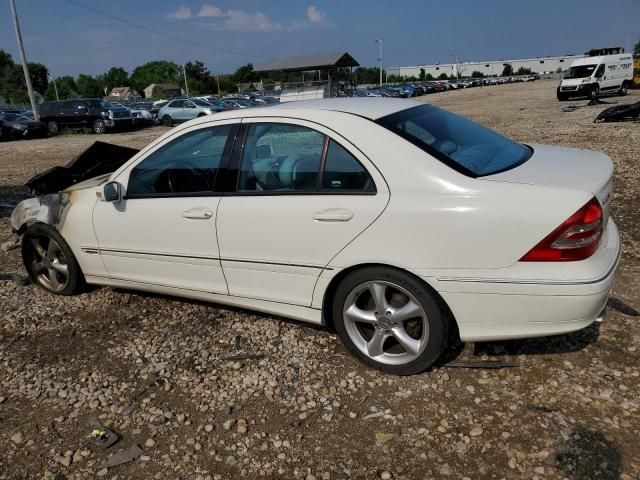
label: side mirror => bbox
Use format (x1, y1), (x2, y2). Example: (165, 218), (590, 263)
(101, 181), (122, 202)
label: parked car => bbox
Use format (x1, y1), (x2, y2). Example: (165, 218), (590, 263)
(558, 52), (633, 101)
(0, 111), (47, 140)
(11, 98), (619, 375)
(158, 98), (217, 127)
(220, 99), (251, 109)
(110, 102), (153, 127)
(38, 99), (133, 135)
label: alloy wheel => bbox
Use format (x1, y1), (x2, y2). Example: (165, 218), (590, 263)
(342, 281), (429, 366)
(27, 235), (69, 292)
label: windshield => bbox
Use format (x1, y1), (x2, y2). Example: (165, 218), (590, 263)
(376, 105), (532, 177)
(563, 64), (597, 79)
(191, 99), (210, 106)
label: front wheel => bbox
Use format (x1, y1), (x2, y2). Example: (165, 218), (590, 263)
(332, 267), (449, 375)
(162, 115), (173, 127)
(589, 85), (600, 101)
(22, 223), (84, 295)
(93, 119), (106, 134)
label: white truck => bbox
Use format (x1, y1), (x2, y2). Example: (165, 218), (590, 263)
(557, 47), (633, 101)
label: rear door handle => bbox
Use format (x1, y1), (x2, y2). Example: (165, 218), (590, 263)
(313, 208), (353, 222)
(183, 208), (213, 219)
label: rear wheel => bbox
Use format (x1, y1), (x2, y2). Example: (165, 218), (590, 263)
(618, 82), (628, 96)
(47, 121), (59, 136)
(332, 267), (449, 375)
(22, 224), (84, 295)
(162, 115), (173, 127)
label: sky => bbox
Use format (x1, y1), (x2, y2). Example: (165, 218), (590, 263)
(1, 0), (639, 78)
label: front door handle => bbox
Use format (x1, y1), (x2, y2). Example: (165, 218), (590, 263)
(313, 208), (353, 222)
(183, 208), (213, 219)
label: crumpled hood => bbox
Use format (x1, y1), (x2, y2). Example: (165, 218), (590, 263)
(25, 141), (138, 195)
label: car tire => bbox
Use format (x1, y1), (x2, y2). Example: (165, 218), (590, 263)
(557, 91), (569, 101)
(162, 115), (173, 127)
(197, 112), (207, 118)
(47, 121), (59, 136)
(618, 82), (628, 96)
(332, 266), (449, 375)
(22, 223), (85, 296)
(589, 85), (599, 101)
(93, 119), (106, 134)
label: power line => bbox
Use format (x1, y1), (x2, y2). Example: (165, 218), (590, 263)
(63, 0), (269, 61)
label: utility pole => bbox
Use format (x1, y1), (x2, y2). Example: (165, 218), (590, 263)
(48, 73), (59, 100)
(182, 65), (189, 97)
(216, 75), (220, 96)
(375, 39), (383, 86)
(9, 0), (39, 119)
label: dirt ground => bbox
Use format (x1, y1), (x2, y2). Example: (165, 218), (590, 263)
(1, 81), (639, 480)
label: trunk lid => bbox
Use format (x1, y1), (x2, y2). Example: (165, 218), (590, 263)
(482, 144), (614, 224)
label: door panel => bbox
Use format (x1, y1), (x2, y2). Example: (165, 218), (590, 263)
(217, 119), (389, 306)
(93, 197), (226, 293)
(93, 122), (237, 294)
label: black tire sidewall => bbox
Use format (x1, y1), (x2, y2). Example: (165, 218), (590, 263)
(163, 116), (172, 127)
(22, 223), (84, 296)
(590, 85), (599, 100)
(332, 267), (448, 375)
(47, 121), (59, 135)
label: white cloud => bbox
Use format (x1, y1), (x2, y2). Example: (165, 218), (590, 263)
(167, 5), (192, 20)
(307, 6), (326, 24)
(224, 10), (282, 32)
(198, 4), (223, 18)
(170, 4), (324, 32)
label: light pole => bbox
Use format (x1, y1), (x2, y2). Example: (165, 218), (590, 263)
(375, 38), (383, 86)
(182, 65), (189, 97)
(48, 74), (59, 100)
(9, 0), (39, 119)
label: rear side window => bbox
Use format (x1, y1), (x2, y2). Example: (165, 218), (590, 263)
(322, 140), (375, 191)
(128, 125), (232, 196)
(376, 105), (532, 177)
(238, 123), (325, 192)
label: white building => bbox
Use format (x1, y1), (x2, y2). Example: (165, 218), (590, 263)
(389, 54), (588, 79)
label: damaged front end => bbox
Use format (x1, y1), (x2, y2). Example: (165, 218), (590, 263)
(10, 141), (138, 234)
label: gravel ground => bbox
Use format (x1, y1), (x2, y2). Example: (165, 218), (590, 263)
(1, 81), (639, 480)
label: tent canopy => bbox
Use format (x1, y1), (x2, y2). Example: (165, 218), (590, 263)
(255, 52), (359, 73)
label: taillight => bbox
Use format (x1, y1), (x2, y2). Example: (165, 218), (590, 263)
(520, 197), (603, 262)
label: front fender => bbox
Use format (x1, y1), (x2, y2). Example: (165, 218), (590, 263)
(10, 192), (70, 234)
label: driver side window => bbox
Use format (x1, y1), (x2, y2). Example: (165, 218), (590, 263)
(595, 64), (605, 78)
(128, 125), (232, 196)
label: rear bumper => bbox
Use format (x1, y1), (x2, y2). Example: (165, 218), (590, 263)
(428, 220), (621, 342)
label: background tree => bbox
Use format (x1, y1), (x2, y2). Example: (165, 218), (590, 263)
(130, 61), (180, 93)
(76, 74), (101, 97)
(184, 60), (216, 94)
(45, 76), (78, 100)
(515, 66), (532, 75)
(97, 67), (129, 93)
(150, 86), (165, 99)
(231, 63), (259, 84)
(26, 62), (49, 94)
(471, 70), (485, 78)
(419, 68), (426, 81)
(437, 72), (449, 80)
(501, 64), (513, 76)
(425, 72), (434, 80)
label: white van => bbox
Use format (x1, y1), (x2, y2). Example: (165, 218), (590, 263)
(557, 48), (633, 101)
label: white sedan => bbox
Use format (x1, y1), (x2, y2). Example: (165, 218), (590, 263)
(11, 98), (620, 375)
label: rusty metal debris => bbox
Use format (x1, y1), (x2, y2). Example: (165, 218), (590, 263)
(444, 360), (517, 369)
(607, 297), (640, 316)
(0, 272), (30, 286)
(98, 444), (144, 469)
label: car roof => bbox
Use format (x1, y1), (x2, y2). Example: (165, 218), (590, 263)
(254, 98), (417, 120)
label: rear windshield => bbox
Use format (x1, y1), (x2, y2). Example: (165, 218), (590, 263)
(376, 105), (531, 177)
(563, 64), (597, 79)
